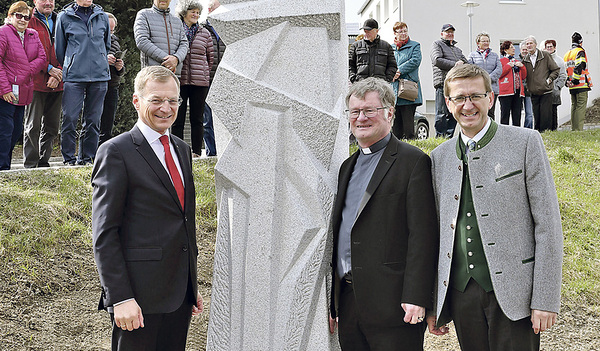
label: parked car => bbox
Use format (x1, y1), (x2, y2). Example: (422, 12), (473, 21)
(414, 111), (430, 140)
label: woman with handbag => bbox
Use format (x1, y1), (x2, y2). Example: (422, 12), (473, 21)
(391, 22), (422, 140)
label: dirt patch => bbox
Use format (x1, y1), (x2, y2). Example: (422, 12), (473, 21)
(2, 225), (600, 350)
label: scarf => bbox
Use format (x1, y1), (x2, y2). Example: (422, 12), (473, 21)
(478, 48), (490, 59)
(184, 22), (199, 44)
(394, 37), (410, 49)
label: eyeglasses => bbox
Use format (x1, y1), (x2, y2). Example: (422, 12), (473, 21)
(395, 29), (408, 34)
(13, 13), (31, 21)
(447, 93), (489, 105)
(141, 96), (183, 107)
(345, 107), (388, 119)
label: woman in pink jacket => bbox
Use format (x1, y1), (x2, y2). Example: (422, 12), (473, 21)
(0, 1), (46, 170)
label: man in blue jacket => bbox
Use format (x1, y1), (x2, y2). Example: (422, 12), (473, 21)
(55, 0), (110, 165)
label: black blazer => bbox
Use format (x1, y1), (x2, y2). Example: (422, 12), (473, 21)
(330, 135), (438, 326)
(92, 125), (198, 314)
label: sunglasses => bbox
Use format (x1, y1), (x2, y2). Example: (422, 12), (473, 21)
(13, 13), (31, 21)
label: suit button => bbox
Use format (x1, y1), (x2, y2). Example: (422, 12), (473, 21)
(447, 252), (451, 259)
(468, 251), (473, 257)
(182, 246), (188, 252)
(454, 194), (459, 200)
(467, 238), (472, 243)
(467, 212), (472, 217)
(469, 264), (475, 269)
(466, 225), (472, 230)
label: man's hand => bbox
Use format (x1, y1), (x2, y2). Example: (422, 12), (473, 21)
(114, 299), (144, 332)
(531, 309), (557, 334)
(426, 315), (450, 335)
(107, 54), (117, 65)
(47, 76), (59, 89)
(162, 55), (178, 72)
(192, 292), (204, 316)
(49, 67), (62, 81)
(115, 59), (124, 71)
(401, 303), (425, 324)
(329, 314), (338, 334)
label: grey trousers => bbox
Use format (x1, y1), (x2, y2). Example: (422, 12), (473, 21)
(23, 90), (63, 168)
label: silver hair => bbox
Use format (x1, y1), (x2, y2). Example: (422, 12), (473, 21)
(176, 0), (203, 20)
(346, 77), (396, 109)
(134, 66), (180, 96)
(106, 12), (116, 26)
(524, 35), (537, 45)
(475, 32), (489, 44)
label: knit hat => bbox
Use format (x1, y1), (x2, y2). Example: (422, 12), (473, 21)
(572, 32), (583, 44)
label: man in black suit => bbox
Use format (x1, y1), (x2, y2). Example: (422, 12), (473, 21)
(92, 66), (203, 350)
(328, 77), (438, 350)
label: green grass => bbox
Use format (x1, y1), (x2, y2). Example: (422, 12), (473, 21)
(1, 132), (599, 306)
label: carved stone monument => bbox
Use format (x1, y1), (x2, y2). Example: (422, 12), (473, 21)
(205, 1), (347, 349)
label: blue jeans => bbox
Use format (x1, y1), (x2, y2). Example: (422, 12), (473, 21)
(203, 103), (217, 156)
(523, 96), (533, 128)
(61, 81), (107, 164)
(434, 87), (456, 137)
(0, 100), (24, 170)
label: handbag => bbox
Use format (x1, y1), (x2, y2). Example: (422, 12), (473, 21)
(397, 79), (419, 101)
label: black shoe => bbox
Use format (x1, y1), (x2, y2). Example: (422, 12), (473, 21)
(38, 162), (50, 168)
(64, 161), (76, 166)
(76, 160), (92, 166)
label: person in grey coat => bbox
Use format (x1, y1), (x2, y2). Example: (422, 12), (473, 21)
(134, 0), (188, 76)
(431, 24), (467, 138)
(426, 64), (563, 351)
(468, 32), (501, 120)
(543, 39), (567, 131)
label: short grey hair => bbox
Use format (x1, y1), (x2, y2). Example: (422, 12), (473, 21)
(176, 0), (203, 21)
(475, 32), (489, 44)
(346, 77), (396, 109)
(524, 35), (537, 44)
(134, 66), (180, 96)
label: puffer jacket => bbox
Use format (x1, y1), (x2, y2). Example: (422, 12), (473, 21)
(430, 39), (467, 88)
(180, 25), (213, 87)
(349, 36), (397, 83)
(134, 6), (188, 76)
(0, 24), (47, 106)
(28, 8), (63, 92)
(55, 2), (111, 82)
(522, 49), (559, 95)
(391, 40), (423, 106)
(204, 20), (225, 84)
(468, 49), (502, 94)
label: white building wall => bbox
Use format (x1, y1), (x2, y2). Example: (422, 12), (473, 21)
(357, 0), (600, 125)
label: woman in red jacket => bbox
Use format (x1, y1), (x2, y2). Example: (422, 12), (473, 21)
(0, 1), (46, 170)
(172, 0), (214, 157)
(498, 40), (527, 126)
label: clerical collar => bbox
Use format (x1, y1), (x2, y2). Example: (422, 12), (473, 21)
(461, 117), (491, 145)
(360, 133), (391, 155)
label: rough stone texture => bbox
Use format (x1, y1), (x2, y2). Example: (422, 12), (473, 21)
(206, 1), (347, 350)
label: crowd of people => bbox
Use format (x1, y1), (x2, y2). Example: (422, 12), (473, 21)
(0, 0), (223, 171)
(348, 19), (592, 141)
(338, 18), (567, 351)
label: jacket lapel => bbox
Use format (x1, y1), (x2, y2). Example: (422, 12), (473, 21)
(130, 126), (184, 212)
(355, 138), (398, 222)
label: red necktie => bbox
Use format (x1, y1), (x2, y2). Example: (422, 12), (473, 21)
(159, 135), (185, 208)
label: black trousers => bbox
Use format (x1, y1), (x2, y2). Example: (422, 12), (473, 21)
(392, 104), (417, 140)
(499, 91), (522, 126)
(531, 93), (552, 132)
(551, 103), (559, 131)
(338, 280), (425, 351)
(449, 279), (540, 351)
(172, 85), (209, 154)
(488, 95), (498, 120)
(110, 286), (194, 351)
